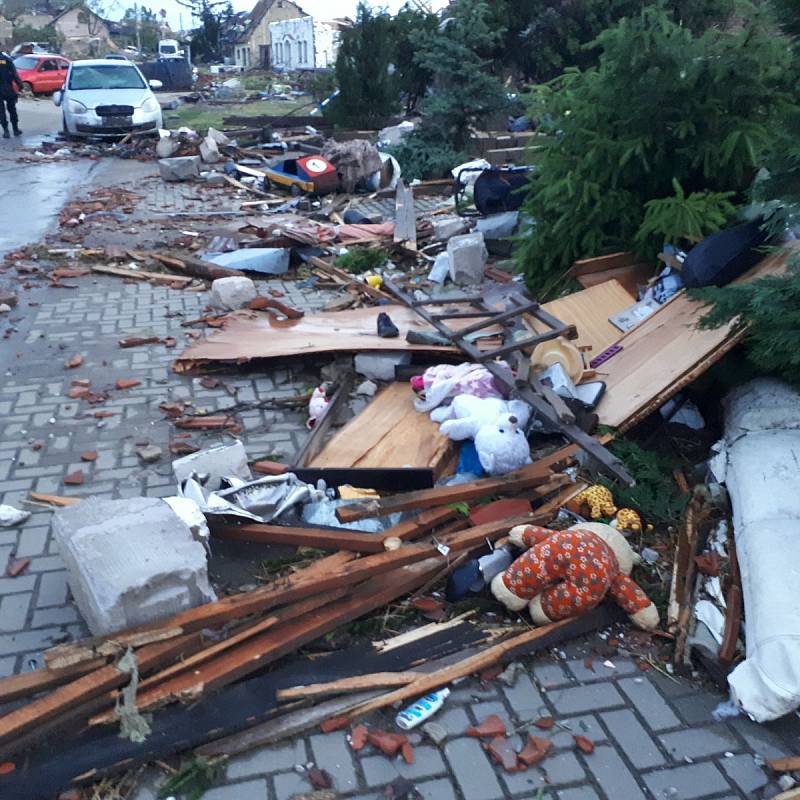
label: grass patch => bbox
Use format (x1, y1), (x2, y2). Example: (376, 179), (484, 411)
(165, 97), (310, 132)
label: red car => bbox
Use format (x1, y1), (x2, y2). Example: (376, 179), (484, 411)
(12, 54), (71, 95)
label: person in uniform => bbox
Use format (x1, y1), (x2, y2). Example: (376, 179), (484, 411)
(0, 51), (23, 139)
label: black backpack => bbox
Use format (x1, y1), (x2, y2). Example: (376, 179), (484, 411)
(681, 220), (769, 288)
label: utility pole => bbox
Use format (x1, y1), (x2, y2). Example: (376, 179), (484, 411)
(135, 3), (142, 54)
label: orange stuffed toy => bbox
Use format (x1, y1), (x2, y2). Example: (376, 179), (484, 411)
(491, 522), (659, 629)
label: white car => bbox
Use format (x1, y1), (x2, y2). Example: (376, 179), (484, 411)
(54, 59), (163, 139)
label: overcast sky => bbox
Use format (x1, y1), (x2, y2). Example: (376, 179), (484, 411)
(100, 0), (448, 31)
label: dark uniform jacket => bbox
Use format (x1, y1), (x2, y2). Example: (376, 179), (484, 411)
(0, 53), (22, 99)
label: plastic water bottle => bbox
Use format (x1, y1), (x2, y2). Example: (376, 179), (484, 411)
(395, 689), (450, 730)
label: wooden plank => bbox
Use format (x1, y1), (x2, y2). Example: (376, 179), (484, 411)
(393, 180), (417, 250)
(211, 522), (389, 553)
(276, 672), (422, 702)
(570, 251), (640, 276)
(90, 264), (193, 286)
(292, 373), (354, 468)
(0, 658), (106, 704)
(526, 280), (634, 356)
(335, 466), (560, 523)
(89, 589), (350, 727)
(45, 518), (522, 672)
(311, 383), (458, 480)
(575, 262), (654, 297)
(104, 560), (448, 716)
(173, 305), (460, 372)
(596, 245), (793, 430)
(767, 756), (800, 773)
(0, 632), (204, 749)
(198, 692), (382, 758)
(28, 492), (81, 507)
(347, 606), (617, 720)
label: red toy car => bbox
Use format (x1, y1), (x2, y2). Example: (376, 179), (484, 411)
(13, 54), (71, 95)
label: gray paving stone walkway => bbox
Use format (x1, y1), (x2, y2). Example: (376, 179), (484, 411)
(0, 171), (797, 800)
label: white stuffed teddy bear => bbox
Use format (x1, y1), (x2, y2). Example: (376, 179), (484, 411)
(433, 396), (533, 476)
(434, 395), (532, 440)
(473, 412), (533, 476)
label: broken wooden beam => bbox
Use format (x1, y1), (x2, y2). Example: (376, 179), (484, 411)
(89, 589), (349, 727)
(335, 468), (561, 523)
(0, 632), (204, 752)
(151, 252), (245, 281)
(276, 672), (423, 702)
(43, 518), (522, 672)
(95, 560), (447, 717)
(211, 522), (389, 554)
(346, 605), (619, 721)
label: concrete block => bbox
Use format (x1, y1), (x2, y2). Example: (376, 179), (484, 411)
(156, 136), (180, 159)
(618, 677), (680, 730)
(601, 709), (665, 769)
(206, 127), (230, 146)
(428, 252), (451, 284)
(199, 135), (221, 164)
(208, 249), (290, 276)
(447, 232), (488, 285)
(53, 497), (216, 636)
(172, 440), (252, 492)
(354, 352), (412, 382)
(433, 216), (470, 242)
(210, 276), (258, 311)
(475, 211), (519, 241)
(158, 155), (201, 182)
(643, 762), (731, 799)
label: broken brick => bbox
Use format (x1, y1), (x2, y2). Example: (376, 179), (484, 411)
(479, 664), (504, 682)
(68, 387), (91, 399)
(466, 715), (507, 738)
(307, 767), (332, 789)
(175, 416), (241, 433)
(94, 411), (115, 418)
(5, 557), (30, 578)
(469, 498), (532, 527)
(30, 441), (43, 451)
(63, 470), (85, 486)
(350, 725), (368, 751)
(487, 736), (519, 772)
(368, 730), (408, 757)
(159, 401), (185, 417)
(0, 761), (15, 776)
(115, 379), (141, 390)
(170, 441), (200, 456)
(71, 378), (91, 388)
(320, 716), (350, 734)
(573, 735), (595, 754)
(518, 734), (553, 767)
(118, 336), (161, 348)
(533, 717), (555, 730)
(401, 741), (415, 765)
(252, 460), (289, 476)
(80, 452), (98, 462)
(64, 354), (83, 369)
(199, 376), (220, 389)
(410, 597), (445, 614)
(694, 551), (722, 577)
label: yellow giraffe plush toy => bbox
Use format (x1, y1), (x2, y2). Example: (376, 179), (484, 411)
(573, 485), (617, 519)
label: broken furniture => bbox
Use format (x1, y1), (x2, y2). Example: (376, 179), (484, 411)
(381, 278), (634, 485)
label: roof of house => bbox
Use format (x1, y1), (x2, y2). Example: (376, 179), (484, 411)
(50, 5), (108, 26)
(236, 0), (306, 44)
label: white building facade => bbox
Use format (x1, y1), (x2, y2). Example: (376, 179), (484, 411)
(269, 16), (343, 70)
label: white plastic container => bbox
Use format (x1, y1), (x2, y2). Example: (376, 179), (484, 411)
(395, 689), (450, 730)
